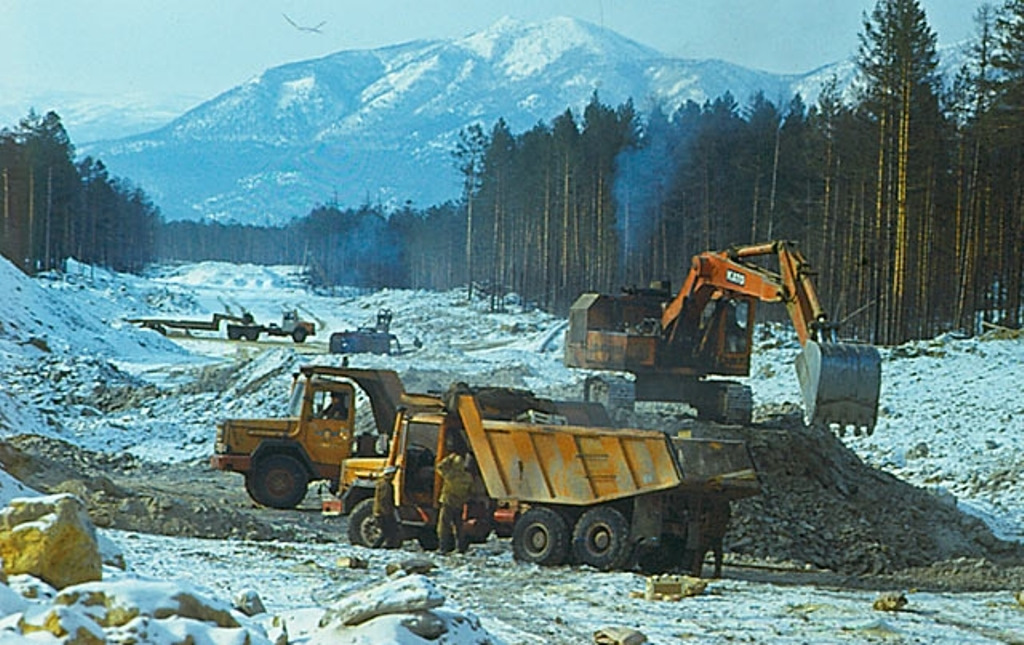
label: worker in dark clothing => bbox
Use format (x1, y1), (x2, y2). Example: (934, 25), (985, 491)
(321, 391), (349, 420)
(372, 466), (400, 548)
(690, 497), (732, 578)
(436, 450), (474, 553)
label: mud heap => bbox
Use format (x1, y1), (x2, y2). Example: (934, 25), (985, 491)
(688, 413), (1024, 579)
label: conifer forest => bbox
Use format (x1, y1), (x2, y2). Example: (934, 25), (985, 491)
(4, 0), (1023, 345)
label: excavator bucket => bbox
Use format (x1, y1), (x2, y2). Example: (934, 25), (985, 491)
(795, 341), (881, 435)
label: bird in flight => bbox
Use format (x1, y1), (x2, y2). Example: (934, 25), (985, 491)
(283, 13), (326, 34)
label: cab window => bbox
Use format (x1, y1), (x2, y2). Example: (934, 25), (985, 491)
(313, 389), (350, 420)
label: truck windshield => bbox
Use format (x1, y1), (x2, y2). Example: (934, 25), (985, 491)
(287, 381), (305, 417)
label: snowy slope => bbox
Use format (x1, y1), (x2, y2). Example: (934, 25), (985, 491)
(2, 255), (1023, 642)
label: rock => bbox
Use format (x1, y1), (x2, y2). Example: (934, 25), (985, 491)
(0, 493), (101, 589)
(310, 608), (492, 645)
(16, 604), (106, 644)
(234, 588), (267, 616)
(386, 556), (435, 576)
(336, 556), (368, 569)
(872, 591), (908, 612)
(6, 574), (57, 601)
(594, 625), (648, 644)
(644, 575), (706, 601)
(320, 574), (445, 627)
(54, 578), (240, 628)
(401, 610), (448, 639)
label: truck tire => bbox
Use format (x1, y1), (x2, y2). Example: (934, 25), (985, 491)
(636, 534), (685, 575)
(248, 454), (308, 509)
(291, 327), (308, 343)
(227, 326), (242, 341)
(512, 506), (570, 566)
(245, 328), (260, 342)
(347, 498), (395, 548)
(416, 529), (439, 551)
(572, 506), (631, 571)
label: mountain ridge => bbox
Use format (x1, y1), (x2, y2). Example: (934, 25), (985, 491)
(71, 17), (886, 224)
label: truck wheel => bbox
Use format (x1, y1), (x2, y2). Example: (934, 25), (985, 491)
(291, 327), (308, 343)
(636, 534), (685, 575)
(227, 327), (242, 341)
(245, 328), (260, 342)
(572, 506), (631, 571)
(248, 454), (308, 509)
(347, 498), (390, 548)
(416, 529), (439, 551)
(512, 506), (569, 566)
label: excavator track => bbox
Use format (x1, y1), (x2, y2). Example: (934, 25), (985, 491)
(693, 381), (752, 426)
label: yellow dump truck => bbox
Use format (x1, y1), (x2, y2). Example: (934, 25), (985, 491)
(343, 384), (760, 572)
(211, 366), (435, 508)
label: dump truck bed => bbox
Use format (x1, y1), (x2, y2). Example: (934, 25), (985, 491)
(670, 437), (760, 499)
(457, 395), (759, 506)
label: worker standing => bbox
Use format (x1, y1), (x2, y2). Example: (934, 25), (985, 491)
(691, 497), (731, 578)
(435, 449), (474, 554)
(373, 466), (400, 548)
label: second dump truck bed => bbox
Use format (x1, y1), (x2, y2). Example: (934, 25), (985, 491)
(456, 393), (759, 506)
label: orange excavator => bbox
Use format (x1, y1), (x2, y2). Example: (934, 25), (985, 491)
(564, 240), (881, 434)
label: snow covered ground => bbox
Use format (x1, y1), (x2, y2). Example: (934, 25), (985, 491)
(1, 257), (1023, 643)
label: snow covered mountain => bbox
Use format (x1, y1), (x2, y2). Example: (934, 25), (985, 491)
(79, 17), (818, 225)
(76, 17), (964, 226)
(0, 90), (203, 144)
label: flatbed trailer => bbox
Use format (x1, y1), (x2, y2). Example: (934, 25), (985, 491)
(126, 312), (252, 335)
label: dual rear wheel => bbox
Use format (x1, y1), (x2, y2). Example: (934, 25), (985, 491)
(512, 505), (631, 571)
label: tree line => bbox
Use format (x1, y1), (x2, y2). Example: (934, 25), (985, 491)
(430, 0), (1023, 344)
(0, 111), (160, 274)
(9, 0), (1022, 346)
(163, 0), (1024, 345)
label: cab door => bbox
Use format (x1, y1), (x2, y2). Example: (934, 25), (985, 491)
(304, 383), (355, 470)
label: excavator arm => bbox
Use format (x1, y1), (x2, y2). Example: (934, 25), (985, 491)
(662, 241), (829, 346)
(661, 241), (880, 433)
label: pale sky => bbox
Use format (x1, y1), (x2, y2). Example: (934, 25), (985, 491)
(2, 0), (985, 102)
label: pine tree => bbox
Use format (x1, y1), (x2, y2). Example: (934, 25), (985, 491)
(856, 0), (942, 343)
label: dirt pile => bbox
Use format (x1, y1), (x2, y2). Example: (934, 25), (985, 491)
(688, 413), (1024, 584)
(0, 435), (338, 543)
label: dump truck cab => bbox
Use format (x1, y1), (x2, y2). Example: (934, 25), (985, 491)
(211, 366), (411, 509)
(341, 401), (465, 550)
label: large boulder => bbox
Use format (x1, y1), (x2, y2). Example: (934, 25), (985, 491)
(0, 493), (101, 589)
(54, 578), (241, 628)
(321, 574), (445, 627)
(310, 574), (501, 644)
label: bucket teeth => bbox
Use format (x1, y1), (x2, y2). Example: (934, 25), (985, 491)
(795, 341), (881, 435)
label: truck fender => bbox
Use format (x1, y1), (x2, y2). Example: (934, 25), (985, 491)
(251, 440), (317, 477)
(341, 479), (376, 515)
